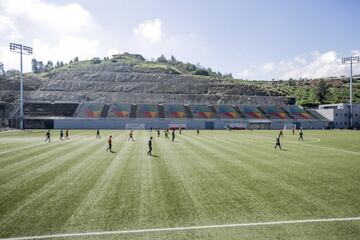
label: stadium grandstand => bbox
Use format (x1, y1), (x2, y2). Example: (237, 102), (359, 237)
(15, 101), (329, 130)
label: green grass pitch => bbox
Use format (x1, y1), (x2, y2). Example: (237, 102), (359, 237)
(0, 129), (359, 239)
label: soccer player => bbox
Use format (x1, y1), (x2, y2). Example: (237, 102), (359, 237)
(179, 128), (182, 134)
(292, 127), (295, 135)
(157, 128), (160, 138)
(128, 130), (135, 141)
(172, 130), (175, 142)
(299, 130), (304, 141)
(197, 128), (200, 135)
(45, 130), (51, 143)
(106, 135), (113, 152)
(164, 130), (169, 139)
(275, 136), (282, 150)
(60, 129), (64, 140)
(279, 130), (283, 138)
(147, 137), (153, 156)
(65, 129), (69, 140)
(96, 129), (101, 139)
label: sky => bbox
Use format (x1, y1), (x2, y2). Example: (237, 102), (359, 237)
(0, 0), (359, 80)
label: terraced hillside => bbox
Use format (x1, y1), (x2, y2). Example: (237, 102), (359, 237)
(0, 53), (293, 106)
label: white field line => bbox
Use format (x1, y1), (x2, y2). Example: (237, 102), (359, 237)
(1, 217), (360, 240)
(234, 133), (360, 155)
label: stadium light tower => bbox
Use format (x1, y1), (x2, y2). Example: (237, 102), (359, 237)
(9, 43), (33, 129)
(341, 55), (360, 128)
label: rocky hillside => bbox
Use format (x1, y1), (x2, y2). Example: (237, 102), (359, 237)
(0, 53), (293, 106)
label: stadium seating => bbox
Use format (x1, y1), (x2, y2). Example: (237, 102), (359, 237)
(286, 105), (314, 120)
(76, 103), (104, 118)
(136, 104), (158, 118)
(21, 102), (327, 123)
(164, 104), (186, 118)
(261, 105), (290, 119)
(214, 105), (239, 119)
(24, 102), (78, 117)
(238, 105), (265, 119)
(190, 105), (216, 118)
(107, 104), (131, 118)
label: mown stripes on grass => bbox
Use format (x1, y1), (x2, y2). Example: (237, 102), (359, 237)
(0, 130), (359, 240)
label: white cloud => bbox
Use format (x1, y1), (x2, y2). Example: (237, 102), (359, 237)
(262, 62), (275, 72)
(0, 0), (99, 72)
(240, 50), (360, 80)
(0, 0), (91, 34)
(133, 18), (163, 43)
(33, 35), (99, 64)
(0, 14), (20, 39)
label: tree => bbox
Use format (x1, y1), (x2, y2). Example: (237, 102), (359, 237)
(170, 55), (177, 63)
(185, 63), (197, 72)
(0, 62), (5, 80)
(45, 61), (54, 72)
(90, 57), (101, 64)
(38, 61), (45, 72)
(5, 69), (20, 78)
(156, 54), (167, 63)
(288, 78), (296, 86)
(223, 73), (233, 79)
(316, 79), (329, 104)
(31, 59), (39, 73)
(194, 68), (209, 76)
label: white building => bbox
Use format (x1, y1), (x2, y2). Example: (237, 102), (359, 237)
(316, 103), (360, 129)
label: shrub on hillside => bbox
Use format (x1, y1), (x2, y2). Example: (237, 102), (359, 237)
(194, 69), (210, 76)
(91, 58), (102, 64)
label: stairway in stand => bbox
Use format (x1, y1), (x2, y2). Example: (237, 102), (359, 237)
(100, 104), (110, 118)
(130, 104), (138, 118)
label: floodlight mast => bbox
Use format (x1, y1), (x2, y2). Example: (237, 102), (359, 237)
(9, 43), (33, 129)
(341, 55), (360, 128)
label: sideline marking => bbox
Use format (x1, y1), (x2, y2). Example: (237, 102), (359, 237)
(2, 217), (360, 240)
(235, 133), (360, 155)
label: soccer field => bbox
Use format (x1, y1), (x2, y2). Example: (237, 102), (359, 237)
(0, 129), (359, 239)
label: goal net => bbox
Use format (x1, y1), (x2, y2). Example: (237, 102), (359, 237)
(126, 123), (145, 130)
(283, 123), (296, 130)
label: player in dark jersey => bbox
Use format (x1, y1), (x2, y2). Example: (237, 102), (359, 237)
(157, 129), (160, 138)
(197, 128), (200, 135)
(292, 127), (295, 135)
(147, 137), (153, 155)
(279, 130), (283, 138)
(65, 129), (69, 140)
(45, 130), (51, 143)
(106, 135), (113, 152)
(60, 129), (64, 140)
(299, 130), (304, 141)
(164, 130), (169, 139)
(128, 130), (135, 141)
(172, 130), (175, 142)
(275, 136), (282, 150)
(96, 129), (100, 139)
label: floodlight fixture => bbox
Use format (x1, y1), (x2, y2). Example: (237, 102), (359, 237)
(341, 55), (360, 128)
(9, 42), (33, 129)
